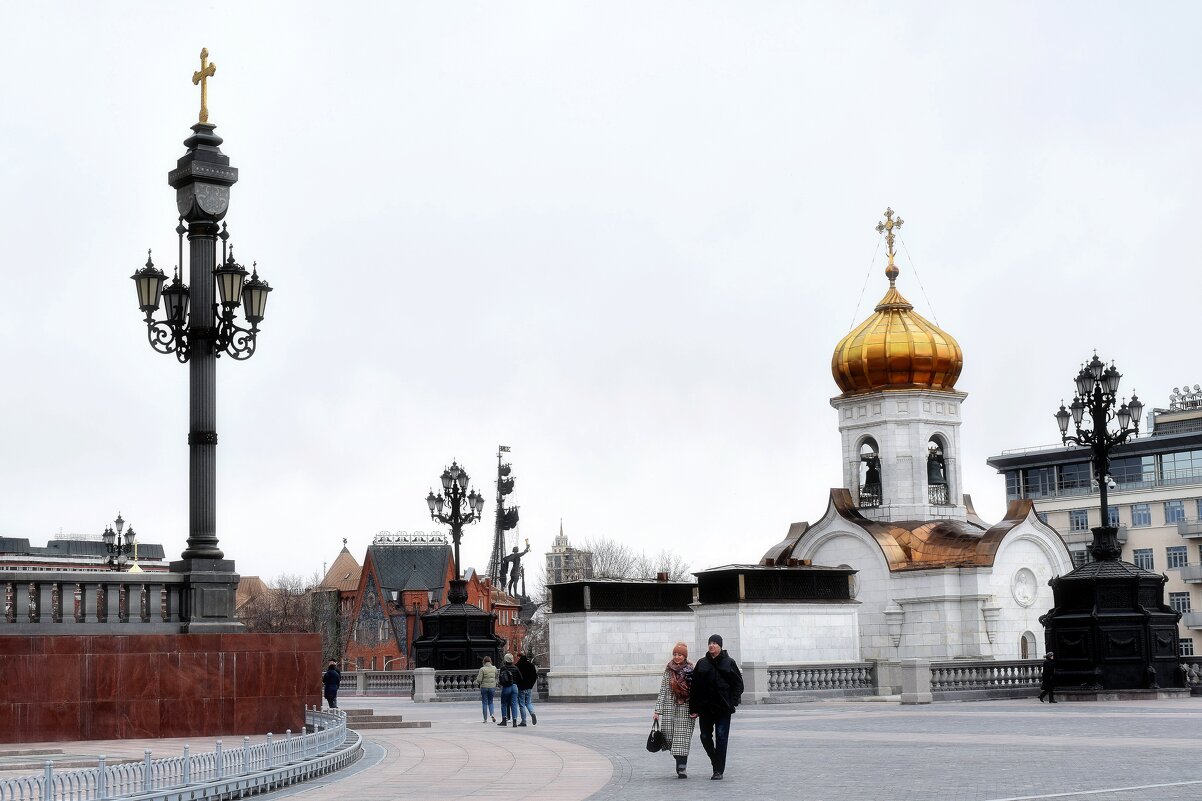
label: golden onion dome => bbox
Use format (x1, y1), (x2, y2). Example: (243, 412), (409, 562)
(831, 209), (963, 396)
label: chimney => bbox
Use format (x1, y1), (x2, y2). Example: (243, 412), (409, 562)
(656, 571), (669, 582)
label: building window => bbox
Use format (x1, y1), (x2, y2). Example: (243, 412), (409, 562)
(1006, 471), (1021, 499)
(1131, 504), (1151, 527)
(1169, 592), (1192, 614)
(1181, 639), (1195, 657)
(1168, 546), (1188, 569)
(1071, 550), (1089, 569)
(1058, 462), (1091, 493)
(1036, 511), (1049, 525)
(1165, 500), (1186, 524)
(1133, 549), (1154, 571)
(1161, 449), (1202, 484)
(1107, 506), (1120, 527)
(1111, 455), (1156, 487)
(1196, 498), (1202, 520)
(1024, 467), (1057, 498)
(1069, 509), (1090, 531)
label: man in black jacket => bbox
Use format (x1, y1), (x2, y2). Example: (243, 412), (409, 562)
(515, 652), (539, 726)
(688, 634), (743, 780)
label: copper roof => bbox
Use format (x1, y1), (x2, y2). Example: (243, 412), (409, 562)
(762, 489), (1038, 572)
(319, 546), (362, 592)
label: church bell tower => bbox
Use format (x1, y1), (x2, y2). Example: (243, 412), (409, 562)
(829, 209), (968, 522)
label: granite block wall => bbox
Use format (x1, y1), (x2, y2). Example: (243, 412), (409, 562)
(0, 633), (322, 743)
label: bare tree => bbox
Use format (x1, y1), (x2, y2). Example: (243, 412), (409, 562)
(239, 571), (327, 634)
(580, 537), (691, 580)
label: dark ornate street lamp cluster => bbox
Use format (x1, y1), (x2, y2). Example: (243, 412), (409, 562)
(131, 230), (272, 363)
(426, 462), (486, 600)
(101, 512), (137, 571)
(1054, 353), (1143, 560)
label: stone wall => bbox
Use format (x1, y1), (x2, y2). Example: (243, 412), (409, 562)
(548, 611), (694, 700)
(692, 602), (860, 663)
(0, 632), (321, 743)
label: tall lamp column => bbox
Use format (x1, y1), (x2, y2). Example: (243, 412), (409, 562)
(128, 49), (274, 631)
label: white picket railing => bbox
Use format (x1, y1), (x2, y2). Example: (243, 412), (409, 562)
(0, 707), (359, 801)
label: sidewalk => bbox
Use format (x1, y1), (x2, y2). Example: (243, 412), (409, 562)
(287, 695), (1202, 801)
(8, 696), (1202, 800)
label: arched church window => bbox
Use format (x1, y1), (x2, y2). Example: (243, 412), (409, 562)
(1020, 630), (1036, 660)
(859, 439), (882, 508)
(927, 437), (950, 505)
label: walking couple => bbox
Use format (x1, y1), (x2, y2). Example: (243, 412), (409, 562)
(653, 634), (743, 780)
(477, 652), (539, 726)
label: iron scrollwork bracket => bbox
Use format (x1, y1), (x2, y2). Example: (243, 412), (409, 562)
(146, 314), (191, 363)
(214, 307), (258, 361)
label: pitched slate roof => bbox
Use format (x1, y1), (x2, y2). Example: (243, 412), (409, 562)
(368, 543), (451, 603)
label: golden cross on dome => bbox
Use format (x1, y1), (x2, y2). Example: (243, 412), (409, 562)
(876, 207), (904, 282)
(192, 48), (217, 124)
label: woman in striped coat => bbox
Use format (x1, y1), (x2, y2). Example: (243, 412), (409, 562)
(653, 642), (697, 778)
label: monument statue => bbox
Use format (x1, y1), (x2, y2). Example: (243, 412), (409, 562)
(502, 538), (531, 596)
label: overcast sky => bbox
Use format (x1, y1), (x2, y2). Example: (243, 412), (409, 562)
(1, 3), (1199, 583)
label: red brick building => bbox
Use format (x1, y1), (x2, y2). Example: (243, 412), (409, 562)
(343, 533), (524, 670)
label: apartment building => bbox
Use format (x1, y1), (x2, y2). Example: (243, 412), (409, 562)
(987, 387), (1202, 656)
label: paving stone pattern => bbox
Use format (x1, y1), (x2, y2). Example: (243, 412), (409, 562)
(303, 696), (1202, 801)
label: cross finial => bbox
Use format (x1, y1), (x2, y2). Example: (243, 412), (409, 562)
(192, 48), (217, 124)
(875, 207), (904, 284)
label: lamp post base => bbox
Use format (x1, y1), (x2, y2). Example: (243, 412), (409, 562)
(170, 557), (244, 633)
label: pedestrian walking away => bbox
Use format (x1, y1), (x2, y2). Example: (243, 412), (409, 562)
(515, 652), (539, 726)
(653, 641), (697, 779)
(477, 656), (498, 723)
(322, 660), (341, 710)
(1038, 651), (1058, 703)
(689, 634), (743, 780)
(497, 653), (520, 727)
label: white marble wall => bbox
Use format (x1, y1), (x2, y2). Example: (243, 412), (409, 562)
(548, 611), (694, 699)
(693, 602), (860, 663)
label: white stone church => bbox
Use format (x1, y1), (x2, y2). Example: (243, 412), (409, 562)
(760, 209), (1072, 662)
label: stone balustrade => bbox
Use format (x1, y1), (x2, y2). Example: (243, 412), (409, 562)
(0, 570), (185, 634)
(930, 659), (1041, 699)
(768, 662), (875, 695)
(339, 668), (550, 700)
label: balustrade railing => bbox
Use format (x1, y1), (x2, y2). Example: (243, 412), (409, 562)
(0, 571), (185, 633)
(767, 662), (874, 694)
(338, 667), (551, 700)
(0, 708), (356, 801)
(930, 659), (1040, 694)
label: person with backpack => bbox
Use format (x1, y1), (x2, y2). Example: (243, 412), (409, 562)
(515, 652), (538, 726)
(497, 653), (520, 727)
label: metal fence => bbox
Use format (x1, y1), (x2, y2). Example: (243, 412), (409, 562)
(0, 707), (358, 801)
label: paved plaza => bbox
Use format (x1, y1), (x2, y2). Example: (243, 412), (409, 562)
(7, 696), (1202, 800)
(279, 695), (1202, 801)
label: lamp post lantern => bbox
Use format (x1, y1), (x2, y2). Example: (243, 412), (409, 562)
(426, 460), (485, 602)
(101, 512), (138, 571)
(413, 459), (505, 669)
(1041, 353), (1181, 694)
(129, 49), (273, 630)
(1053, 353), (1143, 560)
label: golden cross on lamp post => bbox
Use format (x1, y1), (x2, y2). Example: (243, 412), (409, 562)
(876, 207), (904, 281)
(192, 48), (217, 124)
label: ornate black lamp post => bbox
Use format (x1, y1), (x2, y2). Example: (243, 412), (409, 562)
(414, 460), (504, 669)
(1042, 354), (1181, 693)
(127, 49), (272, 631)
(101, 513), (137, 571)
(425, 461), (485, 603)
(1054, 354), (1144, 559)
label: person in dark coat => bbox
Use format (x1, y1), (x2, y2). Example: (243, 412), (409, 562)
(1038, 651), (1057, 703)
(515, 652), (539, 726)
(322, 660), (341, 710)
(688, 634), (743, 780)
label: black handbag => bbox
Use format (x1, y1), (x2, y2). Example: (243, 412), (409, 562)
(646, 720), (667, 753)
